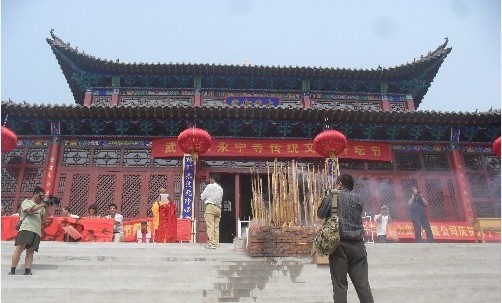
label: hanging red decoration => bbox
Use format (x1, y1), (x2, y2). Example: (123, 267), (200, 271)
(177, 127), (212, 160)
(492, 137), (501, 158)
(1, 126), (18, 152)
(313, 130), (347, 158)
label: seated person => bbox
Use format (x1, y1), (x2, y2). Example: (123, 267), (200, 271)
(86, 204), (100, 218)
(61, 206), (80, 219)
(136, 221), (152, 243)
(59, 207), (84, 242)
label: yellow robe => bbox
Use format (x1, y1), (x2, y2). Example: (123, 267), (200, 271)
(151, 200), (166, 230)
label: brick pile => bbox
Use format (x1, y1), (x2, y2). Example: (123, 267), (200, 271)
(247, 226), (316, 257)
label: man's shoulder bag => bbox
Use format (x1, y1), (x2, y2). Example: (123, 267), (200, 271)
(314, 189), (340, 256)
(15, 215), (26, 231)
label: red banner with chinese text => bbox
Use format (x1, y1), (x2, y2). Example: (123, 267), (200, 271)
(152, 138), (391, 161)
(362, 220), (501, 242)
(1, 216), (114, 242)
(122, 218), (192, 242)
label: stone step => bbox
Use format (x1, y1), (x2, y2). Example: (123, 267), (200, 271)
(1, 242), (499, 303)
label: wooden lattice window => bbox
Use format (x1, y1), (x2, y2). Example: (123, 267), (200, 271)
(63, 148), (90, 167)
(20, 168), (44, 193)
(425, 178), (447, 220)
(354, 177), (374, 217)
(424, 153), (450, 171)
(396, 153), (421, 171)
(468, 173), (490, 198)
(53, 173), (67, 216)
(153, 159), (182, 167)
(26, 148), (47, 165)
(1, 167), (20, 193)
(463, 154), (483, 170)
(400, 178), (419, 205)
(93, 149), (120, 167)
(447, 179), (461, 220)
(485, 155), (501, 171)
(1, 197), (16, 215)
(3, 148), (24, 164)
(123, 149), (151, 167)
(121, 175), (141, 218)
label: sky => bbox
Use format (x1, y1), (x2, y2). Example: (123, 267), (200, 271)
(1, 0), (500, 112)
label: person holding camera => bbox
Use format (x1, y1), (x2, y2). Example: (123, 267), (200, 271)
(8, 186), (55, 275)
(374, 205), (392, 243)
(328, 174), (374, 303)
(408, 187), (434, 243)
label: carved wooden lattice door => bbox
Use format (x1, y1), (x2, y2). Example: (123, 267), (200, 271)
(350, 172), (461, 222)
(56, 168), (180, 219)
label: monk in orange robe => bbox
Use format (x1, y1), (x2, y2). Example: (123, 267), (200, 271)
(151, 188), (177, 243)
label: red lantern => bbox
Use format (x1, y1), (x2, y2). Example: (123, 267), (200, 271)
(313, 130), (347, 158)
(177, 127), (212, 160)
(493, 137), (501, 158)
(1, 126), (18, 152)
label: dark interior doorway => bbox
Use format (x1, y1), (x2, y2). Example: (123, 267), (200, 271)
(218, 174), (236, 243)
(239, 173), (269, 222)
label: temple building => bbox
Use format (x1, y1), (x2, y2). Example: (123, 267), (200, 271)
(1, 31), (500, 243)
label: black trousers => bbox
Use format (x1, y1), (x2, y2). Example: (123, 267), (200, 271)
(411, 211), (434, 243)
(328, 239), (374, 303)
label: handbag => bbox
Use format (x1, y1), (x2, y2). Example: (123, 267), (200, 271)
(314, 189), (340, 256)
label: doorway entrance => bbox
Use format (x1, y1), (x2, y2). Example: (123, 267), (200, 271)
(218, 174), (236, 243)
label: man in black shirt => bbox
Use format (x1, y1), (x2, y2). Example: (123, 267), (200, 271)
(329, 174), (374, 303)
(408, 187), (434, 243)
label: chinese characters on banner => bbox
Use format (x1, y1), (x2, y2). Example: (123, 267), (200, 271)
(181, 155), (195, 219)
(152, 138), (392, 161)
(362, 220), (501, 242)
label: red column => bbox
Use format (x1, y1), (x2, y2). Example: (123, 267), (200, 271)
(194, 93), (202, 106)
(406, 100), (416, 111)
(41, 140), (62, 196)
(451, 149), (475, 223)
(302, 96), (312, 108)
(234, 174), (240, 235)
(110, 89), (119, 106)
(83, 91), (92, 106)
(381, 99), (391, 111)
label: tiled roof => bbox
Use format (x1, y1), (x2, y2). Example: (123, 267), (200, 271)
(47, 30), (451, 107)
(2, 101), (499, 126)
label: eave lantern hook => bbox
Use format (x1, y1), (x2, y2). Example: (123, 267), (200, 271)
(177, 127), (212, 161)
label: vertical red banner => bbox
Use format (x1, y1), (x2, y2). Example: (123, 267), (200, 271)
(42, 142), (61, 195)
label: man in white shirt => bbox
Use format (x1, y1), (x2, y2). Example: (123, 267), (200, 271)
(136, 221), (152, 243)
(105, 204), (123, 242)
(201, 175), (223, 249)
(374, 205), (391, 243)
